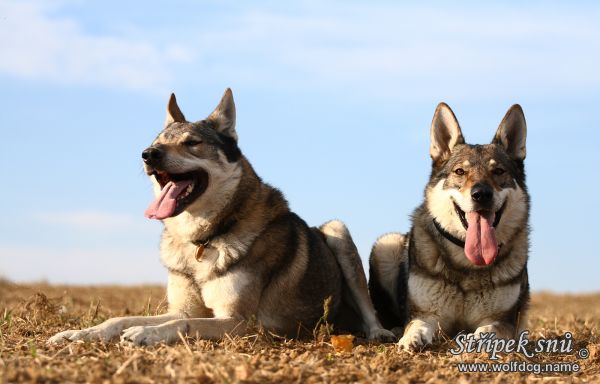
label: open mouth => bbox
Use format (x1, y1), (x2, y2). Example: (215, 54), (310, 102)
(453, 201), (505, 231)
(452, 201), (506, 267)
(144, 170), (209, 220)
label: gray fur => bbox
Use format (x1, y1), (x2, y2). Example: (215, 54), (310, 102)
(369, 103), (530, 351)
(49, 89), (394, 346)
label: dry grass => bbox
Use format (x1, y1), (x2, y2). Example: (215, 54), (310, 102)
(1, 280), (599, 383)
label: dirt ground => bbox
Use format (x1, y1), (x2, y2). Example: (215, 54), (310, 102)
(1, 279), (598, 383)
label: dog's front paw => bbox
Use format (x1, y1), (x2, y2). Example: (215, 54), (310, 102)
(470, 321), (513, 339)
(48, 322), (123, 344)
(390, 326), (404, 337)
(120, 325), (177, 346)
(48, 329), (82, 344)
(471, 325), (497, 339)
(367, 327), (397, 343)
(397, 320), (434, 351)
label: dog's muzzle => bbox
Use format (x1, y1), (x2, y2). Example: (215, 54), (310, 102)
(142, 146), (163, 167)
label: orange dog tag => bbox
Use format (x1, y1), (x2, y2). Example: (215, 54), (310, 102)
(195, 244), (205, 261)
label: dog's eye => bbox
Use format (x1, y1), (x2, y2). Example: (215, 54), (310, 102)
(183, 140), (202, 147)
(493, 168), (505, 176)
(454, 168), (465, 176)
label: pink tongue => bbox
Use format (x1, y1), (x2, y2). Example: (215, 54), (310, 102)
(144, 180), (193, 220)
(464, 211), (498, 266)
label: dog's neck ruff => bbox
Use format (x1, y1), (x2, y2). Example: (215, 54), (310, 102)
(432, 219), (466, 248)
(190, 218), (237, 261)
(432, 202), (506, 248)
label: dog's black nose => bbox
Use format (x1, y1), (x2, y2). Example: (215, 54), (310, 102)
(471, 183), (493, 204)
(142, 147), (163, 164)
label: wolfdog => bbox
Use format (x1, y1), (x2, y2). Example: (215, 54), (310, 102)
(369, 103), (530, 350)
(49, 89), (394, 346)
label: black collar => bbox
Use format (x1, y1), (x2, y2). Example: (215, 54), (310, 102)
(190, 218), (237, 248)
(191, 237), (211, 248)
(432, 202), (506, 248)
(433, 218), (465, 248)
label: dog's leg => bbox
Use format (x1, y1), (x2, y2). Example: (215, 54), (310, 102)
(120, 317), (247, 346)
(469, 284), (529, 340)
(320, 220), (396, 342)
(165, 272), (213, 318)
(47, 314), (180, 344)
(48, 272), (209, 345)
(397, 317), (437, 351)
(369, 233), (408, 331)
(470, 320), (516, 339)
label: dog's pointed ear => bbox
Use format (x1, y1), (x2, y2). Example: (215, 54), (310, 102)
(165, 93), (186, 126)
(430, 102), (464, 164)
(492, 104), (527, 161)
(207, 88), (237, 141)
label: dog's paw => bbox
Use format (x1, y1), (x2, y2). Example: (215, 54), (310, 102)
(367, 327), (397, 343)
(470, 325), (497, 340)
(397, 320), (433, 351)
(47, 323), (122, 344)
(467, 321), (515, 339)
(120, 325), (177, 346)
(470, 321), (513, 340)
(390, 326), (404, 338)
(47, 330), (82, 345)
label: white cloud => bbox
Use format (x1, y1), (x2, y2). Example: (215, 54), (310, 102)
(184, 4), (600, 99)
(32, 210), (141, 231)
(0, 0), (183, 93)
(0, 1), (598, 99)
(1, 210), (163, 283)
(0, 244), (165, 284)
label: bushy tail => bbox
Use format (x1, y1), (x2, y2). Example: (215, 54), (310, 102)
(369, 233), (408, 331)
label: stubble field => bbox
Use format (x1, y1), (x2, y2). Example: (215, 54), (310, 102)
(1, 279), (599, 383)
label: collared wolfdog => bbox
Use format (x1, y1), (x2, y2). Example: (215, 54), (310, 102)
(369, 103), (530, 350)
(49, 89), (394, 346)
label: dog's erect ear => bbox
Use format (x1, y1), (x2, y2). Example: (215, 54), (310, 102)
(430, 102), (465, 164)
(165, 93), (186, 126)
(207, 88), (237, 141)
(492, 104), (527, 161)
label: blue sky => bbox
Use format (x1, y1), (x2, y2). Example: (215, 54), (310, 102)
(0, 1), (598, 291)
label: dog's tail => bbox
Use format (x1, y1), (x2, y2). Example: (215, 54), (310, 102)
(319, 220), (396, 341)
(369, 233), (409, 332)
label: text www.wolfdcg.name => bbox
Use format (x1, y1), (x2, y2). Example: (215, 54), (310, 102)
(457, 361), (580, 374)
